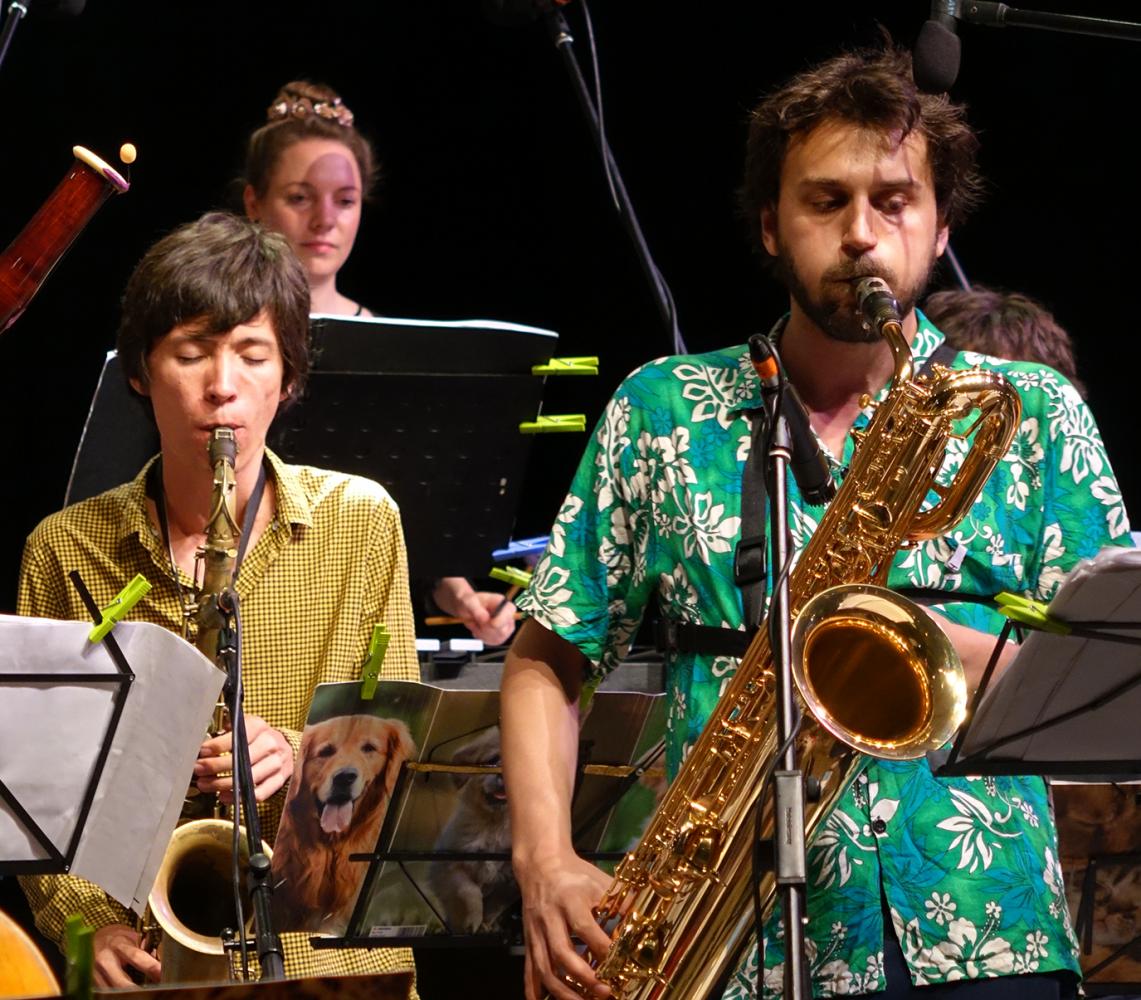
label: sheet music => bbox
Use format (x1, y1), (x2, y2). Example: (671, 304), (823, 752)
(0, 616), (224, 909)
(960, 546), (1141, 767)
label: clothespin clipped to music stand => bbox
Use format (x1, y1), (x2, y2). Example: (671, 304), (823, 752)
(995, 592), (1071, 635)
(65, 913), (94, 1000)
(531, 356), (600, 376)
(88, 574), (151, 643)
(360, 623), (390, 700)
(519, 414), (587, 434)
(490, 566), (533, 590)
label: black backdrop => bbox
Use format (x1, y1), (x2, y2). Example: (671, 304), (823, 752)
(3, 0), (1139, 612)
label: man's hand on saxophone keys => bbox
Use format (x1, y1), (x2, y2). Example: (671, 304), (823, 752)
(515, 850), (613, 1000)
(193, 713), (294, 802)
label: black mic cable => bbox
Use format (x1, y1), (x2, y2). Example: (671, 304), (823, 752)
(748, 334), (836, 506)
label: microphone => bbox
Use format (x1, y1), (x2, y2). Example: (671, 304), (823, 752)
(914, 0), (961, 92)
(748, 334), (836, 506)
(856, 277), (902, 337)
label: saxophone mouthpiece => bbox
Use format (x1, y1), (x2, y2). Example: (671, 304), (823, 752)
(856, 277), (901, 334)
(207, 427), (238, 468)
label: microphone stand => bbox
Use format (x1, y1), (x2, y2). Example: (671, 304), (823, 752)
(216, 590), (284, 981)
(957, 2), (1141, 41)
(539, 5), (684, 353)
(760, 371), (810, 1000)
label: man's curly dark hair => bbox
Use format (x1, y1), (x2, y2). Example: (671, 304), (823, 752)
(738, 45), (983, 253)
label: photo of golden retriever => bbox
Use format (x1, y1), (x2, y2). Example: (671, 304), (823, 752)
(427, 726), (517, 934)
(271, 713), (416, 934)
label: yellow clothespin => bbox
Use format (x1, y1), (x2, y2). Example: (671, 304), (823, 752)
(531, 356), (600, 376)
(519, 414), (587, 434)
(65, 913), (94, 1000)
(995, 592), (1071, 635)
(490, 566), (533, 589)
(89, 574), (151, 643)
(361, 624), (390, 700)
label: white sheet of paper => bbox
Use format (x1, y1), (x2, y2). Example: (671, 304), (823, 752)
(961, 547), (1141, 767)
(0, 616), (224, 910)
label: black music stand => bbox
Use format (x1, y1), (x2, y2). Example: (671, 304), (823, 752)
(1, 577), (224, 912)
(0, 604), (133, 876)
(933, 547), (1141, 781)
(64, 315), (559, 580)
(270, 681), (663, 952)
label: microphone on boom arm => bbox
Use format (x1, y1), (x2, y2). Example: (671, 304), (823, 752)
(914, 0), (962, 92)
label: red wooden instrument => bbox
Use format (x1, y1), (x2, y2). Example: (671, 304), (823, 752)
(0, 145), (130, 332)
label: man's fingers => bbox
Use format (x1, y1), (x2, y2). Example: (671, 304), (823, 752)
(198, 752), (286, 798)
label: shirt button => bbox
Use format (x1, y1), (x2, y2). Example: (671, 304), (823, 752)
(872, 818), (887, 834)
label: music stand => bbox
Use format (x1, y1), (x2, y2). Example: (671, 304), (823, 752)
(265, 681), (663, 953)
(64, 315), (559, 580)
(934, 546), (1141, 780)
(0, 605), (133, 876)
(0, 583), (224, 914)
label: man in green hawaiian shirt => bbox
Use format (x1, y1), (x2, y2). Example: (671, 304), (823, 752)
(501, 45), (1132, 1000)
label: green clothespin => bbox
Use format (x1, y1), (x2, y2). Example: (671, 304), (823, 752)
(64, 913), (94, 1000)
(519, 414), (587, 434)
(88, 574), (151, 643)
(361, 624), (390, 700)
(995, 592), (1071, 635)
(490, 566), (532, 589)
(532, 356), (600, 376)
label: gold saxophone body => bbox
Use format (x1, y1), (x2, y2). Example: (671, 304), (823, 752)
(145, 428), (270, 983)
(589, 281), (1022, 999)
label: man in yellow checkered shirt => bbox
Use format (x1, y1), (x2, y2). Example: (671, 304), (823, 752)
(18, 212), (419, 992)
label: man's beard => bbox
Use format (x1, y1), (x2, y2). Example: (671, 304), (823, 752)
(773, 239), (939, 344)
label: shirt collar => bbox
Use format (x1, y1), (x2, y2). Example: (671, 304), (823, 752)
(730, 309), (947, 414)
(119, 448), (314, 547)
(266, 449), (313, 529)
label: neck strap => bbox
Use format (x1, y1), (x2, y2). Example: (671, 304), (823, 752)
(146, 455), (269, 585)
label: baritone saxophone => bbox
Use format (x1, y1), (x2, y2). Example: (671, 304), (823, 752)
(586, 277), (1022, 999)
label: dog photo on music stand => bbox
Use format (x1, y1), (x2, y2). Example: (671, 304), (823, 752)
(270, 696), (420, 936)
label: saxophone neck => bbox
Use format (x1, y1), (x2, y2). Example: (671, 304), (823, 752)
(193, 428), (241, 656)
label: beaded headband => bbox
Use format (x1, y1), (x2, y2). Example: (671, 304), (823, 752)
(267, 94), (354, 129)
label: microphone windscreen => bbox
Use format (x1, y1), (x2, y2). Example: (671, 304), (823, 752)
(913, 19), (961, 93)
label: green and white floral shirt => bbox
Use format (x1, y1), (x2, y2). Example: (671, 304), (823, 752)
(517, 314), (1132, 997)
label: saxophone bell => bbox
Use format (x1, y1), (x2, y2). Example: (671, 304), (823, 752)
(791, 583), (968, 759)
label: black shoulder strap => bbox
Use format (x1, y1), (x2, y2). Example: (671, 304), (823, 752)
(921, 342), (958, 376)
(733, 407), (770, 629)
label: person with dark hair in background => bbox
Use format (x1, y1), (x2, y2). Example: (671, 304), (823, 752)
(17, 212), (420, 991)
(924, 286), (1087, 398)
(500, 45), (1131, 1000)
(242, 80), (517, 646)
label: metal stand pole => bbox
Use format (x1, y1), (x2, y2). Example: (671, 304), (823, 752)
(217, 591), (284, 980)
(765, 405), (811, 1000)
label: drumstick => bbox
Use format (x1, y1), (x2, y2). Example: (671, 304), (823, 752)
(424, 585), (522, 627)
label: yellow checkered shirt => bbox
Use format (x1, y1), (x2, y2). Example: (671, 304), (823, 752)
(18, 450), (420, 990)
